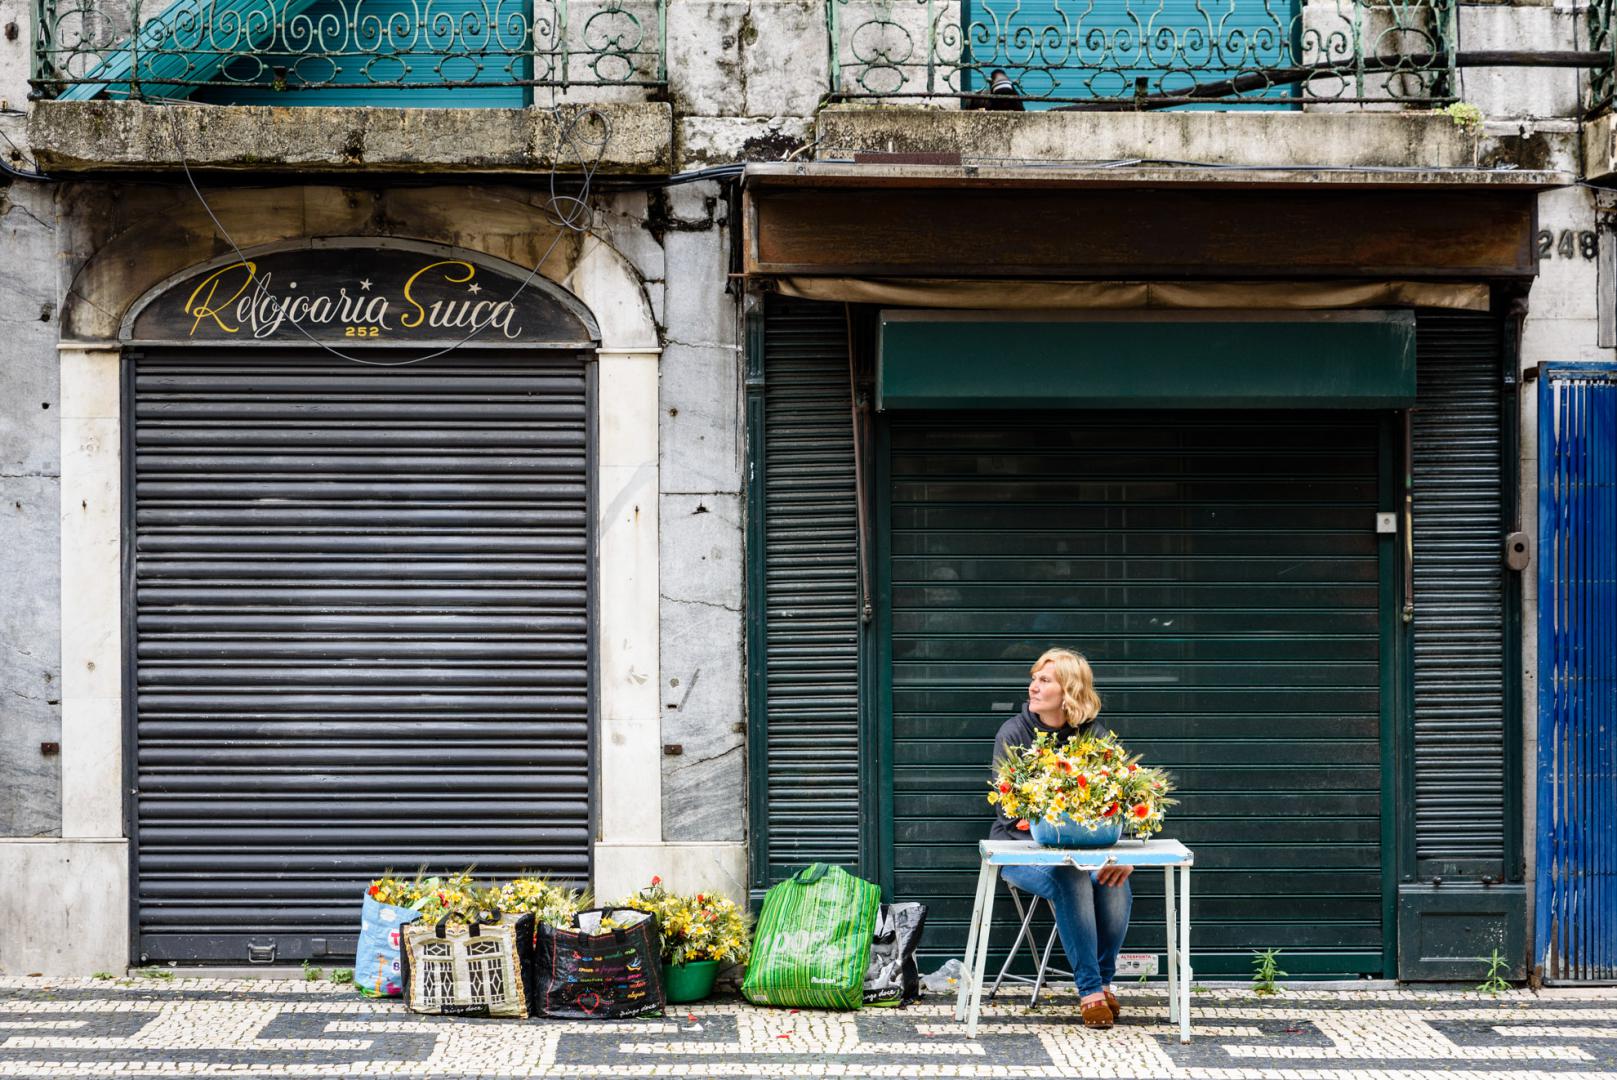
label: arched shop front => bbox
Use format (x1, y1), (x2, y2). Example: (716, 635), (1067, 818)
(743, 166), (1537, 980)
(116, 243), (598, 963)
(48, 197), (667, 971)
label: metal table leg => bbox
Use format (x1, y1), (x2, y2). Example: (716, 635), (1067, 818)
(1178, 863), (1192, 1044)
(965, 864), (997, 1038)
(955, 860), (996, 1024)
(1163, 864), (1179, 1025)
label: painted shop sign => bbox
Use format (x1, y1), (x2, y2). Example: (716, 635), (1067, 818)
(133, 248), (593, 345)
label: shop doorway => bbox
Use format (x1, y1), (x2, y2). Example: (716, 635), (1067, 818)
(125, 347), (594, 964)
(877, 411), (1395, 977)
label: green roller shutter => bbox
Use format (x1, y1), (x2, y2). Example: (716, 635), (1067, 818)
(751, 298), (863, 891)
(1410, 313), (1508, 879)
(885, 412), (1388, 977)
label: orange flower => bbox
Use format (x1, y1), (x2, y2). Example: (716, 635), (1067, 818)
(368, 884), (380, 897)
(998, 782), (1011, 794)
(1077, 774), (1088, 789)
(1133, 804), (1150, 818)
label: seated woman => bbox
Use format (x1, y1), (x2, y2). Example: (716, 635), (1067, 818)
(990, 648), (1132, 1029)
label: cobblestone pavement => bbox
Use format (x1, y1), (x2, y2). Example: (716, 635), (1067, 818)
(2, 977), (1616, 1078)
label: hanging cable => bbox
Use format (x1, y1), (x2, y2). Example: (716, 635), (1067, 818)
(164, 102), (609, 366)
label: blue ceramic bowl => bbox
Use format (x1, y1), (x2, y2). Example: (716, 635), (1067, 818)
(1029, 814), (1124, 849)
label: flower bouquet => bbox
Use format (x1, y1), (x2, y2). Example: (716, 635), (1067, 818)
(493, 877), (589, 929)
(620, 876), (752, 1003)
(988, 731), (1176, 848)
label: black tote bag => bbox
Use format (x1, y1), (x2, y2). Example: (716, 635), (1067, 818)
(533, 907), (666, 1018)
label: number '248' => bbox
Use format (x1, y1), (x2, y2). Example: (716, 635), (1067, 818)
(1537, 230), (1598, 261)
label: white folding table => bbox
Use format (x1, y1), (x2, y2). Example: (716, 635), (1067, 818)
(954, 838), (1196, 1042)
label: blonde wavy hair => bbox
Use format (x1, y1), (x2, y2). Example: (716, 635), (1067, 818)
(1030, 648), (1102, 728)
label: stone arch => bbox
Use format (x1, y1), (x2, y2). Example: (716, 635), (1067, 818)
(58, 184), (658, 351)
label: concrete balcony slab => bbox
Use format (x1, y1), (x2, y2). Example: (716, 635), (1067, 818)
(27, 100), (674, 177)
(815, 107), (1559, 176)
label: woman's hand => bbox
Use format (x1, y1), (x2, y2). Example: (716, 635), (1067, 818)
(1096, 865), (1133, 887)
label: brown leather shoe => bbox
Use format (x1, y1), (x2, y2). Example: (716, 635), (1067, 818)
(1081, 997), (1115, 1029)
(1103, 990), (1121, 1019)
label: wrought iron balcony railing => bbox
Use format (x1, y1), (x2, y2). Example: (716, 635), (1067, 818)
(827, 0), (1462, 107)
(32, 0), (665, 101)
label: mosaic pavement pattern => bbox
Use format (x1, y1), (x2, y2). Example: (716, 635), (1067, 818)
(2, 977), (1616, 1078)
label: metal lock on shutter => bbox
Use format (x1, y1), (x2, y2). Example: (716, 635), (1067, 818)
(1504, 531), (1531, 571)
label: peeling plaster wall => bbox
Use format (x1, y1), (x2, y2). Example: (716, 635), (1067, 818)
(0, 178), (62, 838)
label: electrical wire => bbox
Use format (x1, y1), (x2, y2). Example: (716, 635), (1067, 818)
(815, 148), (1538, 176)
(166, 102), (608, 366)
(0, 124), (51, 181)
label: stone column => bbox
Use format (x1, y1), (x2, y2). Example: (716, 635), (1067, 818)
(0, 343), (131, 975)
(595, 347), (664, 857)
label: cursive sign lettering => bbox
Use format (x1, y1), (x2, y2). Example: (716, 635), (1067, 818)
(177, 259), (522, 341)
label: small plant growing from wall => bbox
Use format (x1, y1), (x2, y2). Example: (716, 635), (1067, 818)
(1251, 948), (1285, 996)
(1440, 102), (1484, 134)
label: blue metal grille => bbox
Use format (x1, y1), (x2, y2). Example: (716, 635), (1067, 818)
(1536, 362), (1617, 984)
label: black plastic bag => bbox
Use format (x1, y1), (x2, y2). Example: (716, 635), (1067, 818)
(398, 912), (537, 1018)
(533, 907), (666, 1018)
(863, 902), (927, 1006)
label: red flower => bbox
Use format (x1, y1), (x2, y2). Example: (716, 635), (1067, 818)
(1056, 760), (1073, 774)
(1103, 802), (1119, 817)
(368, 884), (380, 897)
(998, 782), (1011, 794)
(1128, 764), (1138, 773)
(1133, 804), (1150, 819)
(1077, 774), (1088, 789)
(696, 893), (706, 904)
(651, 875), (662, 886)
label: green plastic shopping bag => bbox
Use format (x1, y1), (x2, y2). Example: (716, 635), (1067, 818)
(741, 863), (882, 1009)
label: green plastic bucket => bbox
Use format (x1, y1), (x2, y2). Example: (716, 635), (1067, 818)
(662, 959), (720, 1004)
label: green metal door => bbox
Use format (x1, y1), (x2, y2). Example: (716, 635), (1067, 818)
(881, 411), (1392, 977)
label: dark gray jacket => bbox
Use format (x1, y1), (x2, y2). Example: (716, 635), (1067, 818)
(988, 705), (1111, 842)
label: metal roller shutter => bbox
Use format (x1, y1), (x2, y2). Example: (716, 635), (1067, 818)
(887, 412), (1387, 977)
(756, 298), (862, 887)
(128, 348), (592, 964)
(1410, 313), (1508, 879)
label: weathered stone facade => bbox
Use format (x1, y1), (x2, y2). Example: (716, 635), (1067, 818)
(0, 0), (1612, 976)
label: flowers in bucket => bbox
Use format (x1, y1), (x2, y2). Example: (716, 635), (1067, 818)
(620, 876), (752, 966)
(988, 731), (1176, 838)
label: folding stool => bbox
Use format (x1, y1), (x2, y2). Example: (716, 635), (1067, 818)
(986, 883), (1072, 1006)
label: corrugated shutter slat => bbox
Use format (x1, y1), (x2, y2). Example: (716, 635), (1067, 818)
(761, 299), (862, 881)
(130, 349), (591, 963)
(1411, 314), (1507, 875)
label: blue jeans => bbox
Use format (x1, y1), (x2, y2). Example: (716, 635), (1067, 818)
(1000, 863), (1132, 997)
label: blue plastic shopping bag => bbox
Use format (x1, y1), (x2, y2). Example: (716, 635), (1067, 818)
(356, 894), (423, 997)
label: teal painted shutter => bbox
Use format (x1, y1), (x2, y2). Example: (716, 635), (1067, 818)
(1410, 313), (1508, 878)
(888, 412), (1385, 976)
(962, 0), (1298, 106)
(757, 298), (863, 886)
(190, 0), (532, 106)
(62, 0), (530, 106)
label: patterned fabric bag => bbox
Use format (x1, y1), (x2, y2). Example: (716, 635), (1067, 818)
(399, 912), (537, 1018)
(534, 908), (666, 1019)
(355, 894), (422, 997)
(742, 863), (882, 1009)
